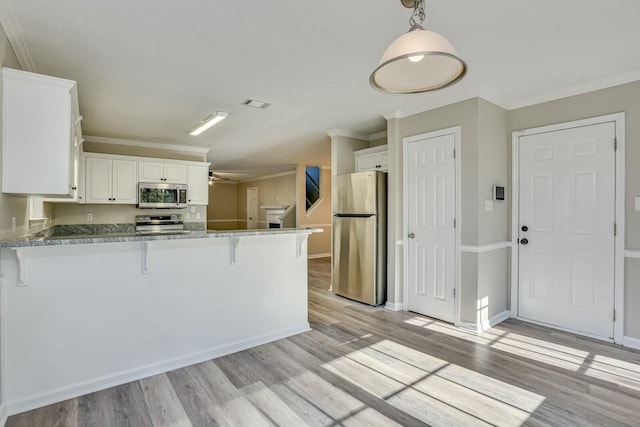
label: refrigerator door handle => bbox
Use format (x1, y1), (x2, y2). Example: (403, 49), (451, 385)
(333, 213), (375, 218)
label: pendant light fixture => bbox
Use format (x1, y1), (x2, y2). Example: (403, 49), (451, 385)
(370, 0), (466, 94)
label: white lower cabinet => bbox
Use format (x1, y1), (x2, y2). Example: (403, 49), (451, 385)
(85, 157), (137, 204)
(187, 165), (209, 205)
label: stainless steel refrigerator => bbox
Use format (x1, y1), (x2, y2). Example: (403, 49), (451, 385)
(332, 171), (387, 305)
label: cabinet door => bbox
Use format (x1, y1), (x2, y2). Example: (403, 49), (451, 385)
(112, 160), (138, 204)
(85, 157), (112, 203)
(356, 152), (380, 172)
(378, 151), (389, 171)
(138, 161), (164, 182)
(187, 165), (208, 205)
(164, 163), (187, 183)
(2, 69), (75, 196)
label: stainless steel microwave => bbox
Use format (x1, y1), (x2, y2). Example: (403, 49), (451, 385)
(138, 183), (188, 209)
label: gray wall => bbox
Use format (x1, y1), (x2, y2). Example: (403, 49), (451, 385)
(509, 81), (640, 339)
(388, 98), (510, 325)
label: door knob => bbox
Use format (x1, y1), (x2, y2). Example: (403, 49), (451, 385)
(408, 232), (415, 239)
(520, 238), (529, 245)
(521, 225), (528, 232)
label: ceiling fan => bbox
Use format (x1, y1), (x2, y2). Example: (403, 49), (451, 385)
(208, 171), (230, 183)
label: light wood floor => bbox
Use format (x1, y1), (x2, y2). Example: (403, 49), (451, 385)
(7, 257), (640, 426)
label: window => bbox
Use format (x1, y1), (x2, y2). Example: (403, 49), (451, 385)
(305, 166), (321, 212)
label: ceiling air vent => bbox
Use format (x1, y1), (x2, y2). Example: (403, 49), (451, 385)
(242, 99), (270, 109)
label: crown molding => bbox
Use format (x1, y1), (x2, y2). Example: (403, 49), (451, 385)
(383, 109), (403, 120)
(239, 170), (296, 183)
(84, 135), (210, 155)
(506, 69), (640, 110)
(326, 129), (368, 141)
(0, 0), (36, 72)
(326, 128), (386, 142)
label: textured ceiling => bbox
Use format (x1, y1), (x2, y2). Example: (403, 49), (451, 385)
(2, 0), (639, 180)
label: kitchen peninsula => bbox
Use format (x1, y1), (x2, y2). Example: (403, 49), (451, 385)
(0, 227), (320, 415)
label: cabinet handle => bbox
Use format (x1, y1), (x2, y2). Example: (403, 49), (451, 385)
(71, 186), (77, 190)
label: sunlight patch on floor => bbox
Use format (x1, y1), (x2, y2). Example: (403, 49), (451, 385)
(585, 354), (640, 392)
(322, 339), (545, 426)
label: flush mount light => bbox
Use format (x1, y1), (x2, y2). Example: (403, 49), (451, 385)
(189, 111), (228, 136)
(370, 0), (466, 94)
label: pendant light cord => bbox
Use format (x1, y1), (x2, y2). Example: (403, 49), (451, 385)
(409, 0), (426, 30)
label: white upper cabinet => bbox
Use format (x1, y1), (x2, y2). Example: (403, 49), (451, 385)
(84, 156), (137, 204)
(2, 68), (81, 197)
(355, 145), (388, 172)
(187, 165), (209, 205)
(139, 161), (187, 183)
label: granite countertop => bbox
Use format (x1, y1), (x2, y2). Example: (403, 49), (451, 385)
(0, 228), (322, 248)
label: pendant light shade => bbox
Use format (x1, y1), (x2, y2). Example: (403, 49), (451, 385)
(370, 0), (466, 94)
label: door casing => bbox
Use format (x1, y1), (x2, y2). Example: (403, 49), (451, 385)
(402, 126), (462, 326)
(510, 113), (626, 344)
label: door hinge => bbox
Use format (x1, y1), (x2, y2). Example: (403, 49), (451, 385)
(613, 308), (616, 322)
(453, 149), (456, 159)
(614, 223), (617, 236)
(614, 138), (617, 151)
(453, 288), (456, 298)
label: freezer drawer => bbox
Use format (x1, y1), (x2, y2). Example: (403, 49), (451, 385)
(332, 215), (384, 305)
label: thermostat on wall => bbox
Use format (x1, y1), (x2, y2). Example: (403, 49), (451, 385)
(493, 185), (505, 201)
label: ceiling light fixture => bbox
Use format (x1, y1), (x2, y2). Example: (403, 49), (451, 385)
(370, 0), (466, 94)
(189, 111), (228, 136)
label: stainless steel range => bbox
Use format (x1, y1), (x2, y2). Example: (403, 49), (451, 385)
(135, 214), (189, 235)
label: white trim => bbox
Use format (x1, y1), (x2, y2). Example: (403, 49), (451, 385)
(507, 70), (640, 110)
(308, 253), (331, 259)
(0, 403), (6, 427)
(384, 301), (403, 312)
(305, 197), (325, 217)
(460, 241), (513, 253)
(326, 129), (386, 142)
(622, 336), (640, 351)
(302, 224), (331, 228)
(4, 324), (310, 416)
(510, 113), (626, 345)
(0, 0), (36, 72)
(480, 310), (511, 332)
(84, 135), (210, 155)
(326, 129), (368, 141)
(458, 310), (511, 334)
(383, 110), (403, 120)
(239, 170), (296, 183)
(402, 126), (461, 327)
(206, 219), (241, 223)
(625, 250), (640, 259)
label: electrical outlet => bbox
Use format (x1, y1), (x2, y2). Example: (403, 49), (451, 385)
(636, 196), (640, 211)
(190, 206), (196, 213)
(86, 213), (93, 222)
(12, 217), (16, 233)
(186, 212), (191, 220)
(196, 212), (201, 219)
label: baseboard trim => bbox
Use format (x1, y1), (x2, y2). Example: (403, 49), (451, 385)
(384, 302), (403, 312)
(308, 253), (331, 259)
(5, 324), (311, 416)
(458, 310), (511, 334)
(623, 336), (640, 351)
(0, 403), (7, 427)
(480, 310), (511, 331)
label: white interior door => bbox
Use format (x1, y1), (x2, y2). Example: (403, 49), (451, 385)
(247, 187), (258, 229)
(517, 122), (616, 340)
(406, 132), (456, 322)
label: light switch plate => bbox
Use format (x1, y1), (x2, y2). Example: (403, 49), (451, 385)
(190, 206), (196, 213)
(636, 196), (640, 211)
(196, 212), (201, 219)
(485, 200), (494, 212)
